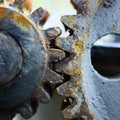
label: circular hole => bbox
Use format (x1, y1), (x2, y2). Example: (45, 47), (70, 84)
(91, 33), (120, 78)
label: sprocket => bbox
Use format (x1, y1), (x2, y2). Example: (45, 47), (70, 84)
(0, 0), (120, 120)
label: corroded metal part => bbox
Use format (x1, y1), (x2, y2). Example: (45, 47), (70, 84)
(45, 27), (61, 41)
(70, 0), (87, 14)
(48, 49), (65, 62)
(56, 0), (120, 120)
(43, 68), (63, 85)
(30, 7), (49, 26)
(0, 7), (47, 110)
(12, 0), (32, 12)
(57, 0), (102, 116)
(15, 102), (33, 119)
(33, 86), (51, 104)
(54, 58), (78, 76)
(0, 2), (66, 119)
(0, 0), (120, 120)
(42, 27), (61, 47)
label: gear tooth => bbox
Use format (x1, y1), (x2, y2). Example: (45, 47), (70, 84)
(70, 0), (87, 15)
(12, 0), (32, 13)
(61, 15), (77, 30)
(49, 49), (65, 62)
(24, 0), (32, 12)
(16, 102), (33, 119)
(33, 86), (51, 104)
(57, 78), (83, 119)
(42, 27), (61, 47)
(54, 58), (79, 76)
(30, 7), (49, 26)
(45, 27), (61, 40)
(55, 36), (76, 53)
(57, 77), (88, 119)
(43, 69), (63, 85)
(57, 82), (72, 97)
(70, 0), (103, 16)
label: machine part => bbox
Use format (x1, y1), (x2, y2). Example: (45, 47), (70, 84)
(0, 0), (120, 120)
(0, 0), (66, 119)
(56, 0), (120, 120)
(70, 0), (87, 15)
(0, 31), (22, 85)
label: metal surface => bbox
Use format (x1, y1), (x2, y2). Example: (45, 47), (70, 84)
(56, 0), (120, 120)
(0, 0), (120, 120)
(0, 0), (64, 119)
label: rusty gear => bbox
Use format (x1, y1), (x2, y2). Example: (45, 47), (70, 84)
(56, 0), (120, 120)
(0, 0), (64, 119)
(0, 0), (120, 120)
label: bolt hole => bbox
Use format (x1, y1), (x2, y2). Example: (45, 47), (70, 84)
(91, 33), (120, 78)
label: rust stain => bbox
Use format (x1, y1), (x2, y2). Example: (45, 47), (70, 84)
(70, 0), (87, 15)
(85, 29), (89, 35)
(73, 41), (84, 56)
(64, 89), (73, 97)
(73, 24), (79, 29)
(65, 17), (73, 24)
(74, 80), (80, 87)
(55, 38), (61, 45)
(112, 24), (117, 31)
(8, 0), (15, 4)
(61, 16), (75, 29)
(0, 8), (7, 19)
(74, 68), (81, 74)
(41, 10), (50, 24)
(8, 11), (31, 27)
(98, 0), (103, 4)
(69, 68), (81, 76)
(24, 0), (32, 11)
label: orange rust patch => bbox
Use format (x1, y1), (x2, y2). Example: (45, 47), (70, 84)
(74, 68), (81, 74)
(8, 0), (15, 3)
(98, 0), (103, 4)
(67, 68), (81, 76)
(73, 41), (84, 56)
(8, 11), (31, 27)
(74, 80), (80, 86)
(55, 38), (61, 45)
(0, 8), (7, 19)
(24, 0), (33, 11)
(0, 8), (7, 14)
(42, 10), (49, 23)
